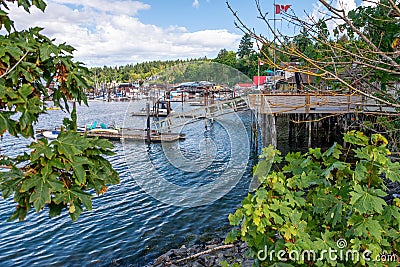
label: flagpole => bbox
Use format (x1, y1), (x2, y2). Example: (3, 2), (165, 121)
(258, 60), (260, 90)
(273, 0), (276, 93)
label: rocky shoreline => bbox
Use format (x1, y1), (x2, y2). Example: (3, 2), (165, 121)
(150, 238), (253, 267)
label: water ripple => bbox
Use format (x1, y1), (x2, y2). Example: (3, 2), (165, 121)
(0, 102), (255, 266)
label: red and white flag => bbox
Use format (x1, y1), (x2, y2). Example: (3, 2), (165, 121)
(258, 60), (265, 66)
(275, 4), (291, 14)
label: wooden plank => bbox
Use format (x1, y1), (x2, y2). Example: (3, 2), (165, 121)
(247, 94), (366, 114)
(85, 131), (184, 142)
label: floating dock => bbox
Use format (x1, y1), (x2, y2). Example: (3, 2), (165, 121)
(86, 130), (185, 142)
(36, 129), (185, 142)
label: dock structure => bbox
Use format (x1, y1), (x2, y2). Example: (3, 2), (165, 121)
(151, 92), (398, 147)
(246, 92), (398, 148)
(36, 128), (185, 143)
(37, 92), (397, 145)
(153, 92), (370, 133)
(247, 93), (362, 114)
(153, 97), (248, 133)
(85, 130), (184, 142)
(246, 93), (398, 115)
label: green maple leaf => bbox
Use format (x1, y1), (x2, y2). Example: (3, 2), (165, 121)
(69, 185), (92, 211)
(382, 206), (400, 228)
(322, 161), (349, 179)
(382, 161), (400, 182)
(29, 138), (53, 161)
(325, 201), (343, 227)
(29, 180), (51, 212)
(350, 185), (387, 214)
(343, 130), (369, 146)
(323, 142), (343, 159)
(228, 209), (244, 226)
(54, 131), (90, 160)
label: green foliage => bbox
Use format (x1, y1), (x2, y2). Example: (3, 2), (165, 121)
(1, 132), (118, 222)
(0, 0), (119, 221)
(226, 131), (400, 266)
(237, 33), (254, 59)
(213, 49), (237, 68)
(340, 0), (400, 89)
(220, 260), (242, 267)
(90, 57), (208, 85)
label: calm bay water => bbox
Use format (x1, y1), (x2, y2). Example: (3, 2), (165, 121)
(0, 101), (258, 266)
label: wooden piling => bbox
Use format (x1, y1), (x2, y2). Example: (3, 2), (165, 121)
(146, 102), (151, 143)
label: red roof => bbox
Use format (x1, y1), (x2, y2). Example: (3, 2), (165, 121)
(236, 83), (254, 88)
(253, 76), (267, 85)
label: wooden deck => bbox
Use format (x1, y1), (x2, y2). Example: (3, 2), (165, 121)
(151, 92), (398, 133)
(247, 93), (398, 115)
(247, 93), (363, 114)
(36, 129), (184, 142)
(86, 130), (185, 142)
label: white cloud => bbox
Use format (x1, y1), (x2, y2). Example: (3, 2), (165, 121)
(6, 0), (241, 67)
(192, 0), (200, 8)
(336, 0), (356, 13)
(310, 0), (357, 21)
(361, 0), (378, 7)
(308, 0), (358, 34)
(51, 0), (151, 16)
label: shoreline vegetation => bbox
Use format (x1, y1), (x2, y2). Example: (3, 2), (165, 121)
(150, 132), (400, 267)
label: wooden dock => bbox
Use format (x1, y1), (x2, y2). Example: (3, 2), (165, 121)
(36, 129), (185, 142)
(246, 93), (398, 114)
(150, 92), (399, 136)
(85, 130), (185, 142)
(247, 93), (363, 114)
(131, 111), (169, 117)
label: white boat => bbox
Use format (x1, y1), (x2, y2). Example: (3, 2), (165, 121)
(40, 127), (86, 140)
(88, 128), (119, 135)
(41, 130), (59, 140)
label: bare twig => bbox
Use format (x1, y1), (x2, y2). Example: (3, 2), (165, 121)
(0, 50), (29, 79)
(171, 244), (235, 265)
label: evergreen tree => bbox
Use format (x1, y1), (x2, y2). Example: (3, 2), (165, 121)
(237, 33), (254, 59)
(213, 49), (237, 68)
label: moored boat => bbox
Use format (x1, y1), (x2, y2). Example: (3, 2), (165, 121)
(41, 130), (59, 139)
(47, 106), (61, 110)
(88, 128), (119, 135)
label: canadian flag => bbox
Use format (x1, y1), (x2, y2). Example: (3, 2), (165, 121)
(275, 4), (291, 14)
(258, 60), (265, 66)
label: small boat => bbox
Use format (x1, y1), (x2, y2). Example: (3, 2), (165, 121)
(41, 130), (59, 139)
(39, 127), (85, 140)
(88, 128), (119, 135)
(86, 121), (119, 134)
(47, 106), (61, 110)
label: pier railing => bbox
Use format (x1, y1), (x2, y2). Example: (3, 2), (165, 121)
(152, 92), (398, 133)
(247, 93), (363, 114)
(153, 97), (248, 132)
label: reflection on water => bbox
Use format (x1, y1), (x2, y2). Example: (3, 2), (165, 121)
(0, 101), (257, 266)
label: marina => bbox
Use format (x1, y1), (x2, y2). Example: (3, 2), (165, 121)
(2, 0), (400, 266)
(3, 92), (388, 266)
(0, 100), (257, 266)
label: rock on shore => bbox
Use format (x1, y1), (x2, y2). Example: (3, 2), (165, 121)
(151, 238), (253, 267)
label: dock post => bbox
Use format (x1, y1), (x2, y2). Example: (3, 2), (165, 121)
(272, 115), (277, 147)
(146, 102), (151, 143)
(308, 114), (312, 148)
(288, 114), (293, 146)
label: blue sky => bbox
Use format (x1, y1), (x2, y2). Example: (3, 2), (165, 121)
(7, 0), (364, 67)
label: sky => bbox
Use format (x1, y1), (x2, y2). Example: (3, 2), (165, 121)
(5, 0), (371, 67)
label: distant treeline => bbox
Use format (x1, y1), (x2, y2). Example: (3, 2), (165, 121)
(89, 33), (276, 86)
